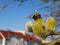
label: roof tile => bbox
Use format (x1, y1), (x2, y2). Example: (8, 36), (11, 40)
(0, 30), (24, 38)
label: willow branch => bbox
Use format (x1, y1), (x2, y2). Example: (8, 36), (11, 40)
(45, 31), (60, 37)
(47, 36), (60, 45)
(38, 36), (60, 45)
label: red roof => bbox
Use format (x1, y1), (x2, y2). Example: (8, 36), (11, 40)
(0, 30), (39, 42)
(0, 34), (3, 39)
(23, 34), (39, 42)
(0, 30), (24, 39)
(24, 35), (31, 41)
(30, 34), (39, 42)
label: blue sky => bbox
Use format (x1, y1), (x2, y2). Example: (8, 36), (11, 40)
(0, 0), (53, 31)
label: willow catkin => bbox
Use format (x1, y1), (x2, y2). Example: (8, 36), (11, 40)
(46, 17), (56, 31)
